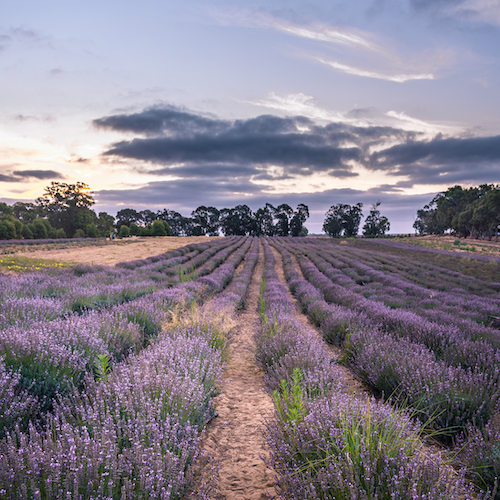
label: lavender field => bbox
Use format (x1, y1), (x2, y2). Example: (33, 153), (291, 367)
(0, 236), (498, 499)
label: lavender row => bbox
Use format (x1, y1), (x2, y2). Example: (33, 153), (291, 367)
(0, 299), (225, 499)
(332, 238), (498, 296)
(274, 239), (500, 435)
(315, 241), (500, 327)
(256, 238), (340, 395)
(260, 239), (479, 499)
(285, 238), (500, 331)
(0, 238), (244, 436)
(130, 236), (242, 283)
(280, 239), (500, 374)
(115, 237), (233, 270)
(0, 238), (240, 321)
(201, 236), (259, 309)
(0, 238), (258, 498)
(0, 238), (244, 337)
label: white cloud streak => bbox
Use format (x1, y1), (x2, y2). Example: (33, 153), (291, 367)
(269, 22), (376, 50)
(316, 58), (435, 83)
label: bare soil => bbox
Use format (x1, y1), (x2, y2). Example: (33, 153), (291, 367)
(13, 236), (221, 266)
(201, 241), (276, 500)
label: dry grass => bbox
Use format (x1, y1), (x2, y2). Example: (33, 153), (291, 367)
(11, 236), (221, 267)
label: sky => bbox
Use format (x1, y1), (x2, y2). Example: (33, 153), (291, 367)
(1, 0), (499, 234)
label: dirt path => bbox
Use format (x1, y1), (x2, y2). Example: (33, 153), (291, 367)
(202, 242), (276, 500)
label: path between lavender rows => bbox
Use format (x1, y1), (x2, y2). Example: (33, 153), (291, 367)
(200, 241), (374, 500)
(201, 241), (275, 500)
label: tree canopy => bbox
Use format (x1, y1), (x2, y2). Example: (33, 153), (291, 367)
(323, 203), (363, 237)
(363, 202), (390, 237)
(414, 184), (500, 239)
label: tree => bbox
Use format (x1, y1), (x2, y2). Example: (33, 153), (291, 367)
(253, 204), (275, 236)
(0, 218), (17, 240)
(414, 184), (499, 238)
(362, 202), (390, 237)
(12, 202), (43, 223)
(21, 224), (34, 239)
(115, 208), (142, 228)
(97, 212), (115, 236)
(36, 182), (95, 237)
(139, 209), (157, 226)
(323, 203), (363, 237)
(31, 219), (49, 239)
(129, 223), (141, 236)
(413, 203), (438, 235)
(191, 206), (220, 236)
(0, 203), (13, 216)
(290, 204), (310, 237)
(470, 188), (500, 240)
(273, 204), (294, 237)
(158, 209), (190, 236)
(151, 220), (170, 236)
(220, 205), (254, 235)
(118, 225), (130, 238)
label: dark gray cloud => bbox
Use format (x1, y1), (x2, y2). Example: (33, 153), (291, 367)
(148, 163), (260, 179)
(370, 134), (500, 186)
(94, 105), (230, 137)
(95, 105), (415, 178)
(0, 174), (18, 183)
(0, 169), (62, 182)
(372, 134), (500, 168)
(12, 169), (63, 180)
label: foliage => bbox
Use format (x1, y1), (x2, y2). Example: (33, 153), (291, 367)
(118, 224), (130, 238)
(362, 202), (390, 237)
(414, 184), (500, 240)
(323, 203), (363, 237)
(272, 369), (306, 427)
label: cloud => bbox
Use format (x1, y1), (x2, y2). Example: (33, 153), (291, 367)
(94, 105), (230, 137)
(316, 58), (435, 82)
(371, 134), (500, 168)
(257, 17), (378, 50)
(96, 106), (394, 176)
(370, 134), (500, 186)
(411, 0), (500, 26)
(0, 169), (62, 183)
(247, 93), (458, 139)
(0, 27), (48, 52)
(12, 170), (63, 180)
(211, 8), (379, 50)
(13, 114), (55, 123)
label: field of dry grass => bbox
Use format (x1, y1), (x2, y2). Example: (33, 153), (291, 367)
(11, 236), (221, 267)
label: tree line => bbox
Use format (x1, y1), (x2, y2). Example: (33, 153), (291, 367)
(115, 203), (310, 237)
(413, 184), (500, 239)
(0, 181), (395, 240)
(0, 182), (310, 240)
